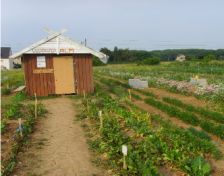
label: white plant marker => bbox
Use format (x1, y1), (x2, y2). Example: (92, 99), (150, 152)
(34, 93), (38, 118)
(18, 118), (23, 137)
(122, 145), (128, 170)
(128, 89), (132, 101)
(99, 111), (103, 131)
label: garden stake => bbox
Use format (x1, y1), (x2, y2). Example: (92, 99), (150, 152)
(18, 118), (23, 137)
(128, 89), (132, 101)
(34, 93), (37, 118)
(122, 145), (128, 170)
(99, 111), (103, 131)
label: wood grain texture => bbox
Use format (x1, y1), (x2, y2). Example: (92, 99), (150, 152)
(23, 54), (55, 96)
(23, 54), (93, 96)
(74, 54), (93, 95)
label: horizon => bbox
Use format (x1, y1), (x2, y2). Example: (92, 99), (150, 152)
(2, 0), (224, 53)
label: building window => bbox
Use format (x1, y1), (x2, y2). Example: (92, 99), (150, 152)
(37, 56), (46, 68)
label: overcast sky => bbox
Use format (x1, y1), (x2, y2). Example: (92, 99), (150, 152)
(1, 0), (224, 53)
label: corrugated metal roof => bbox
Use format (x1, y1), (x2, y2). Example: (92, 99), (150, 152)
(10, 31), (108, 63)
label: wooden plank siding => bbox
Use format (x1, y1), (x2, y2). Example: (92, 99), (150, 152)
(74, 54), (94, 95)
(23, 54), (93, 96)
(23, 54), (55, 96)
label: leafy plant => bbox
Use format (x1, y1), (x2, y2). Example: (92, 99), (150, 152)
(184, 156), (211, 176)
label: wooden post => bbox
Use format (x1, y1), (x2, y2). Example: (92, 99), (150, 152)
(99, 111), (103, 131)
(18, 118), (23, 137)
(128, 89), (132, 101)
(34, 93), (37, 118)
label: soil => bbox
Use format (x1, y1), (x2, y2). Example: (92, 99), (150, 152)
(13, 97), (106, 176)
(146, 87), (207, 107)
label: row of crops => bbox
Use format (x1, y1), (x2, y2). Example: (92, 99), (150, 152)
(77, 75), (223, 175)
(95, 74), (224, 141)
(1, 92), (47, 176)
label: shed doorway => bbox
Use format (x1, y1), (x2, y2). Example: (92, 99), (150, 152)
(53, 56), (75, 94)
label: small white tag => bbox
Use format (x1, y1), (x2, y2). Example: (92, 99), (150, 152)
(122, 145), (128, 156)
(98, 111), (102, 117)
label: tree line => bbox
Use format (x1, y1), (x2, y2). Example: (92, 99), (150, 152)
(99, 47), (224, 63)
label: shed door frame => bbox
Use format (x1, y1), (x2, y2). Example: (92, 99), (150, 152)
(53, 56), (75, 94)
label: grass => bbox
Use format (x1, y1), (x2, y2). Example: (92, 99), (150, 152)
(1, 69), (24, 89)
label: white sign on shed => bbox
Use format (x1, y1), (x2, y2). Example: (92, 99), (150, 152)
(37, 56), (46, 68)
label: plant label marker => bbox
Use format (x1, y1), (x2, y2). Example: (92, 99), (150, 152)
(128, 89), (132, 101)
(34, 93), (38, 119)
(99, 111), (103, 131)
(18, 118), (23, 137)
(122, 145), (128, 170)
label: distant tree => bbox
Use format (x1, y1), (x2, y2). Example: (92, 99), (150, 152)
(138, 57), (160, 65)
(113, 46), (119, 62)
(93, 56), (106, 66)
(203, 54), (216, 62)
(100, 47), (113, 62)
(99, 47), (224, 63)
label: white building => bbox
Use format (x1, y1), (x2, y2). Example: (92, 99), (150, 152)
(1, 47), (13, 69)
(176, 54), (186, 62)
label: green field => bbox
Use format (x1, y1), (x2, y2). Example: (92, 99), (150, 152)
(1, 60), (224, 175)
(94, 61), (224, 107)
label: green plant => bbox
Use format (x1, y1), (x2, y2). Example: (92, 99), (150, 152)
(4, 103), (23, 119)
(184, 156), (211, 176)
(187, 127), (211, 141)
(145, 97), (199, 125)
(163, 97), (224, 123)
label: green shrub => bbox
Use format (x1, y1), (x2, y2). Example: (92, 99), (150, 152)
(138, 58), (160, 65)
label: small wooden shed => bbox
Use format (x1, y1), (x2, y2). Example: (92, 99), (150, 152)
(10, 30), (108, 96)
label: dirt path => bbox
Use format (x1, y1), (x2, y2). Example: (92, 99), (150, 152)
(13, 97), (106, 176)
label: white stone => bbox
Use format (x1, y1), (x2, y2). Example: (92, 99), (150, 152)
(128, 79), (148, 89)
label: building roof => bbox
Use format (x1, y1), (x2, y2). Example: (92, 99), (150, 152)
(1, 47), (12, 58)
(10, 30), (108, 63)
